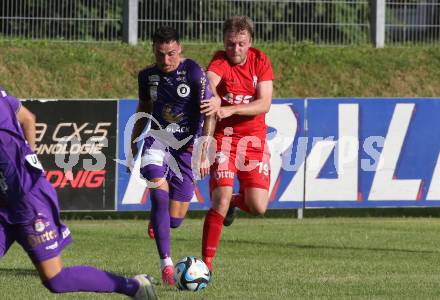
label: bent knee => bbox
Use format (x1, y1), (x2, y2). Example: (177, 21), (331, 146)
(170, 217), (184, 228)
(245, 198), (268, 216)
(211, 197), (231, 215)
(248, 205), (267, 216)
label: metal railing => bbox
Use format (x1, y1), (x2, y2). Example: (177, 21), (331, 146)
(0, 0), (122, 41)
(138, 0), (370, 45)
(386, 0), (440, 45)
(0, 0), (439, 46)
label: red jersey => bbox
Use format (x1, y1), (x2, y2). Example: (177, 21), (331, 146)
(207, 47), (274, 140)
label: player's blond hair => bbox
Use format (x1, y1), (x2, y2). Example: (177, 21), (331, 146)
(223, 16), (254, 38)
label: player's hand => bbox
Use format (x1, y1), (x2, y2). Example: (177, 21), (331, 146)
(199, 150), (211, 180)
(216, 106), (235, 120)
(200, 96), (221, 116)
(196, 140), (212, 180)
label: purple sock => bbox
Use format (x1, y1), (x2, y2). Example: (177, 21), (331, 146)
(43, 266), (139, 296)
(170, 216), (184, 228)
(150, 189), (171, 258)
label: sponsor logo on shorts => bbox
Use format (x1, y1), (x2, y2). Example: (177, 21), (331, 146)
(214, 170), (234, 180)
(62, 228), (71, 239)
(27, 230), (58, 248)
(33, 219), (46, 233)
(45, 241), (59, 250)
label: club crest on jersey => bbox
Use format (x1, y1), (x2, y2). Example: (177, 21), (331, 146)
(177, 83), (190, 97)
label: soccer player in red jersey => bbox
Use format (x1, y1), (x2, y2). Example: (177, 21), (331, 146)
(198, 16), (274, 272)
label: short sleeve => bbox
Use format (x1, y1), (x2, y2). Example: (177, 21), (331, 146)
(3, 96), (21, 114)
(256, 52), (275, 82)
(188, 60), (213, 103)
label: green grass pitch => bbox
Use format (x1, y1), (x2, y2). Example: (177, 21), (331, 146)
(1, 217), (440, 299)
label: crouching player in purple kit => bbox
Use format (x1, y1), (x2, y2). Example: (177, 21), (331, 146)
(130, 26), (215, 285)
(0, 87), (157, 300)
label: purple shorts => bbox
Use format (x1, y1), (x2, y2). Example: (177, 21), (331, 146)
(140, 137), (195, 202)
(0, 179), (72, 263)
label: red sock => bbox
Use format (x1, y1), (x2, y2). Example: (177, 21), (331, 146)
(202, 209), (224, 270)
(231, 193), (250, 213)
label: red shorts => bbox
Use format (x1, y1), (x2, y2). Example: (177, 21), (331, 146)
(209, 135), (270, 193)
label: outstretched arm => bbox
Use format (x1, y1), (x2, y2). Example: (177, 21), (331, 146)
(198, 114), (217, 179)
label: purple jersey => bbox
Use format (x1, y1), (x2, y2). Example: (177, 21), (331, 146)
(138, 58), (212, 147)
(0, 93), (45, 224)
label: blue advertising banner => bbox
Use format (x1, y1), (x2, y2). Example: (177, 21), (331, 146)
(305, 98), (440, 208)
(116, 99), (305, 211)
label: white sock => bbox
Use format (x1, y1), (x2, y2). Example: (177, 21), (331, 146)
(160, 257), (173, 270)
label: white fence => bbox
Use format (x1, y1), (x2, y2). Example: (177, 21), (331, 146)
(0, 0), (439, 46)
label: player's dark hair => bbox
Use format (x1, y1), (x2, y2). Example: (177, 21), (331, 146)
(152, 26), (180, 44)
(223, 16), (254, 38)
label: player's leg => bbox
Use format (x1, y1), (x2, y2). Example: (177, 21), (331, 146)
(147, 178), (175, 285)
(242, 187), (270, 215)
(34, 255), (156, 299)
(13, 200), (156, 299)
(155, 148), (194, 283)
(168, 149), (195, 229)
(0, 221), (15, 260)
(202, 185), (233, 272)
(169, 200), (190, 228)
(224, 144), (271, 224)
(202, 145), (237, 271)
(140, 138), (176, 285)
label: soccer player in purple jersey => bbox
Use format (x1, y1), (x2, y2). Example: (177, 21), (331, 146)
(0, 87), (157, 300)
(130, 26), (216, 285)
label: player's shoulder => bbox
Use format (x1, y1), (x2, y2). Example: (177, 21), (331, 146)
(0, 95), (21, 114)
(182, 59), (206, 83)
(249, 47), (270, 62)
(182, 58), (204, 72)
(138, 63), (158, 78)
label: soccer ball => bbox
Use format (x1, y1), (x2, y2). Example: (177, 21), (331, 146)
(174, 256), (211, 291)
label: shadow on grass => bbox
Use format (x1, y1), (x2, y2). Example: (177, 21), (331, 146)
(0, 267), (38, 277)
(174, 237), (437, 254)
(222, 239), (438, 254)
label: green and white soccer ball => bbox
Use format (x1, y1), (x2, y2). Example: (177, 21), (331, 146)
(174, 256), (211, 291)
